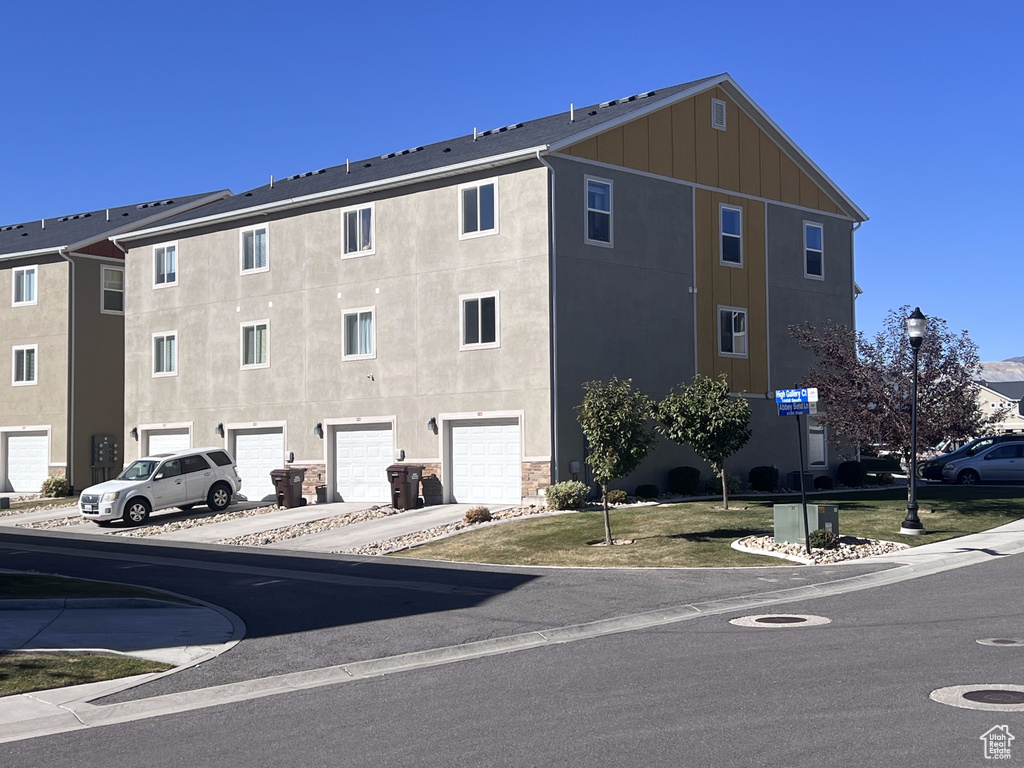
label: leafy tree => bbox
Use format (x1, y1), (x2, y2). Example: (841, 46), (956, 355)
(658, 374), (751, 510)
(576, 377), (657, 545)
(790, 306), (1006, 466)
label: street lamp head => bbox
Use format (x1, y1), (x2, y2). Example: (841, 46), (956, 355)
(906, 307), (927, 349)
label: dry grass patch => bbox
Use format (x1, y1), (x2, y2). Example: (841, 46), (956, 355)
(0, 652), (170, 697)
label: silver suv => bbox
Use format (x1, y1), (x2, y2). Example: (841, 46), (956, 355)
(79, 447), (242, 526)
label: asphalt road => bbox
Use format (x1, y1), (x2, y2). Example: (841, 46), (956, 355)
(5, 528), (1017, 765)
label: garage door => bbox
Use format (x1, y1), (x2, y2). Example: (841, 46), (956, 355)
(450, 419), (521, 505)
(6, 432), (49, 493)
(234, 428), (284, 503)
(335, 424), (393, 502)
(146, 429), (191, 456)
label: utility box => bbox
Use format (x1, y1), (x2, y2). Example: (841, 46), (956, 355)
(386, 464), (423, 511)
(773, 504), (839, 545)
(270, 467), (307, 509)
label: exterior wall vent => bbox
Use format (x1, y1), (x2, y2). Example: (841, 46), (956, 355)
(712, 98), (727, 131)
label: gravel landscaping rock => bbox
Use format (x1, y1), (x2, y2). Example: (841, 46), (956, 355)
(113, 504), (283, 537)
(2, 501), (77, 519)
(218, 504), (401, 547)
(734, 534), (910, 565)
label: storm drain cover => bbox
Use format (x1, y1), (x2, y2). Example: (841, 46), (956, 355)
(978, 638), (1024, 647)
(931, 685), (1024, 711)
(729, 614), (831, 628)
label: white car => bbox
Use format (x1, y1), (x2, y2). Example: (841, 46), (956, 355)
(79, 447), (242, 525)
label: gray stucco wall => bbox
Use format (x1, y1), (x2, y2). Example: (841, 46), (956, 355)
(123, 163), (551, 476)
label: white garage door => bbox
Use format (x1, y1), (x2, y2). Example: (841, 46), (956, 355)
(234, 428), (284, 503)
(146, 429), (191, 456)
(450, 419), (521, 505)
(335, 425), (393, 502)
(6, 432), (49, 493)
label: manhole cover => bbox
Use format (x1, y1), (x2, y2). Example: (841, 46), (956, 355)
(931, 685), (1024, 711)
(978, 638), (1024, 647)
(964, 690), (1024, 705)
(729, 614), (831, 628)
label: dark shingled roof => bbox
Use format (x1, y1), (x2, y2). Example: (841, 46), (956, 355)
(146, 76), (725, 230)
(0, 191), (228, 258)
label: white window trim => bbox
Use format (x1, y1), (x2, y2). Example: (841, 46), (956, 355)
(12, 344), (38, 386)
(717, 305), (748, 359)
(341, 306), (377, 361)
(584, 175), (614, 248)
(240, 319), (271, 370)
(807, 415), (827, 469)
(152, 330), (178, 378)
(153, 242), (178, 289)
(239, 225), (270, 275)
(12, 266), (37, 307)
(459, 291), (501, 351)
(803, 221), (825, 281)
(719, 203), (743, 267)
(100, 266), (125, 315)
(457, 179), (499, 240)
(712, 98), (727, 131)
(340, 202), (376, 258)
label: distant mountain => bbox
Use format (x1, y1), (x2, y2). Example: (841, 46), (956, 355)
(981, 360), (1024, 382)
(1006, 356), (1024, 363)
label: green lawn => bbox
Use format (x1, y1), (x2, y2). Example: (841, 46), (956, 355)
(394, 485), (1024, 568)
(0, 652), (170, 697)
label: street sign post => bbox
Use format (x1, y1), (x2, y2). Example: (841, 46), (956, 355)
(775, 388), (819, 555)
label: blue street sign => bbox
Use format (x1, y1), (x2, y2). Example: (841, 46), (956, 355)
(775, 388), (818, 404)
(777, 402), (815, 417)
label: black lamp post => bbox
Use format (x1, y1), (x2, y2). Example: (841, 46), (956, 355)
(901, 307), (927, 535)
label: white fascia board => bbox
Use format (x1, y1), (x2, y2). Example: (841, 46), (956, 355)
(0, 246), (62, 262)
(113, 146), (550, 244)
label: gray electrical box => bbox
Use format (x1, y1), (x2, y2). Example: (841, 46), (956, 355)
(773, 504), (839, 545)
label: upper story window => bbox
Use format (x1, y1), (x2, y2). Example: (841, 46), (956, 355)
(804, 222), (824, 279)
(720, 205), (742, 266)
(241, 321), (270, 369)
(459, 181), (497, 238)
(460, 292), (499, 350)
(240, 226), (269, 273)
(12, 266), (37, 306)
(342, 308), (376, 360)
(154, 243), (177, 287)
(12, 344), (37, 386)
(342, 203), (375, 257)
(585, 176), (612, 246)
(718, 306), (747, 358)
(153, 331), (177, 377)
(101, 267), (124, 314)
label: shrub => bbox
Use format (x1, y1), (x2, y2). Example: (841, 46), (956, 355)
(875, 472), (894, 486)
(40, 475), (71, 498)
(606, 489), (628, 505)
(808, 528), (840, 550)
(836, 461), (867, 488)
(464, 506), (492, 524)
(704, 473), (740, 495)
(668, 466), (701, 495)
(813, 476), (834, 491)
(544, 481), (589, 511)
(634, 484), (660, 500)
(748, 466), (779, 492)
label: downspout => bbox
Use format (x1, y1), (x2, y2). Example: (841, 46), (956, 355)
(536, 149), (559, 484)
(851, 221), (862, 328)
(57, 247), (75, 491)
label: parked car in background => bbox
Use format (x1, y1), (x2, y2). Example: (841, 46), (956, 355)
(941, 442), (1024, 485)
(79, 447), (241, 525)
(919, 435), (1024, 480)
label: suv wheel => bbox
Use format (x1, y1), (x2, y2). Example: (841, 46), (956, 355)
(207, 482), (232, 512)
(123, 499), (151, 525)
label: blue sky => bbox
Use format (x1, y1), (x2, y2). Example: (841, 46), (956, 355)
(2, 0), (1021, 362)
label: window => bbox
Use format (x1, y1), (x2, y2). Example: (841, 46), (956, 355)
(240, 226), (269, 273)
(718, 306), (747, 357)
(342, 204), (375, 256)
(461, 292), (499, 349)
(154, 244), (177, 287)
(157, 459), (182, 479)
(804, 222), (824, 279)
(208, 450), (233, 467)
(808, 416), (827, 468)
(712, 98), (727, 130)
(12, 344), (37, 385)
(342, 308), (375, 360)
(153, 332), (177, 376)
(101, 267), (124, 314)
(181, 454), (211, 474)
(459, 181), (497, 238)
(12, 266), (36, 306)
(720, 205), (742, 265)
(585, 176), (612, 246)
(241, 321), (270, 368)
